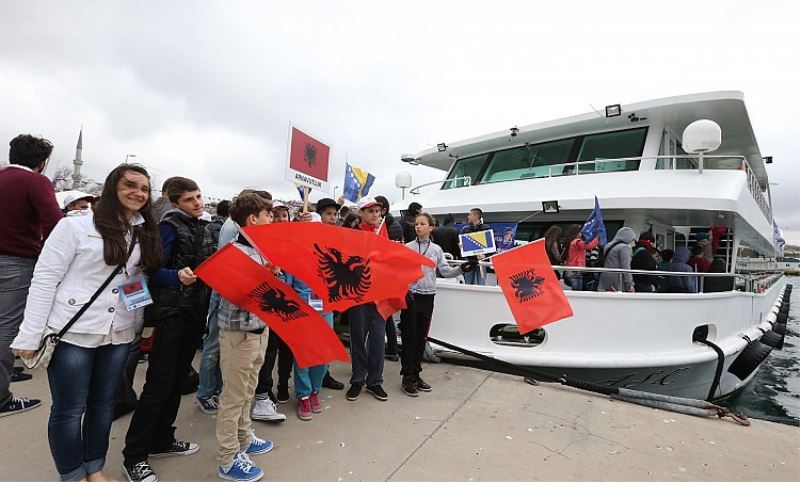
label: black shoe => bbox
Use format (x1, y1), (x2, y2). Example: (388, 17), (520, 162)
(322, 372), (344, 390)
(417, 377), (432, 392)
(149, 439), (199, 458)
(346, 384), (362, 401)
(0, 396), (41, 417)
(277, 386), (291, 404)
(123, 460), (158, 482)
(384, 354), (400, 362)
(10, 370), (32, 383)
(401, 377), (419, 397)
(366, 385), (388, 401)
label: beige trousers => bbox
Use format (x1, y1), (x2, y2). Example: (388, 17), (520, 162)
(216, 329), (269, 465)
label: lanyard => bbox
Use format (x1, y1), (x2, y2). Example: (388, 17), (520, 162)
(416, 239), (431, 257)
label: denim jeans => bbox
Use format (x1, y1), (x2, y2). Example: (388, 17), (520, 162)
(197, 291), (222, 400)
(294, 313), (333, 398)
(463, 266), (485, 286)
(567, 276), (583, 291)
(47, 341), (129, 481)
(348, 303), (385, 387)
(0, 255), (35, 406)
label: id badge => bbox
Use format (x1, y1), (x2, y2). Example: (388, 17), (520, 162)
(306, 293), (324, 313)
(118, 276), (153, 311)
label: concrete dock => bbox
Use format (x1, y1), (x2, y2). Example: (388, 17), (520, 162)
(1, 358), (798, 481)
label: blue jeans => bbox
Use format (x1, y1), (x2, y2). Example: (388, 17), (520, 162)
(463, 266), (485, 286)
(197, 291), (222, 400)
(348, 304), (385, 387)
(0, 255), (35, 406)
(294, 313), (332, 398)
(47, 341), (129, 481)
(567, 276), (583, 291)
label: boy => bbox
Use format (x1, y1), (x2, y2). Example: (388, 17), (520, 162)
(123, 177), (213, 482)
(344, 197), (388, 402)
(216, 192), (275, 481)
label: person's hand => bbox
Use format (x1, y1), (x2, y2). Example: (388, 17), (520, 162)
(267, 263), (282, 276)
(299, 212), (314, 222)
(178, 267), (197, 286)
(12, 348), (37, 359)
(337, 195), (346, 206)
(461, 260), (478, 273)
(477, 254), (486, 260)
(626, 286), (635, 293)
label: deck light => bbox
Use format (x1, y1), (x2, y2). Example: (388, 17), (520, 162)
(763, 156), (773, 164)
(510, 127), (519, 137)
(400, 153), (419, 165)
(437, 142), (448, 152)
(605, 104), (622, 117)
(542, 200), (560, 214)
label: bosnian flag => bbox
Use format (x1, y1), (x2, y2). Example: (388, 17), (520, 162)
(581, 196), (607, 245)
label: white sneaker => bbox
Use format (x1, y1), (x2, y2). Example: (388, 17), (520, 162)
(251, 398), (286, 421)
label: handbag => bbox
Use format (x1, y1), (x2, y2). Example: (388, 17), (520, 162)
(20, 231), (139, 369)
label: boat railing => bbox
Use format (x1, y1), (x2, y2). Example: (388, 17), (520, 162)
(446, 259), (781, 294)
(409, 176), (471, 195)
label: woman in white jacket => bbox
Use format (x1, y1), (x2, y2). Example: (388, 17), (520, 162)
(12, 164), (162, 482)
(399, 212), (475, 397)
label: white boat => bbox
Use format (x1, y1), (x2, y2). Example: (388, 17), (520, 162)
(395, 91), (788, 401)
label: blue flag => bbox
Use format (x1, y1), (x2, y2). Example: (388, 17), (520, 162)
(581, 196), (607, 245)
(295, 182), (307, 201)
(342, 163), (375, 203)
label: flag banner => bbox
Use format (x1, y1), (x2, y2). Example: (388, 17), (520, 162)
(195, 243), (349, 368)
(492, 223), (518, 253)
(376, 295), (408, 319)
(242, 222), (434, 312)
(459, 229), (496, 257)
(286, 125), (331, 192)
(581, 196), (608, 245)
(295, 182), (307, 201)
(491, 239), (573, 334)
(342, 162), (376, 203)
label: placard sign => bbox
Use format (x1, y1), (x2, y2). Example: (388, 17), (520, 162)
(459, 229), (496, 257)
(286, 124), (331, 193)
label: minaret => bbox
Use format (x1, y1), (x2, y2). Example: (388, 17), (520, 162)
(71, 128), (83, 189)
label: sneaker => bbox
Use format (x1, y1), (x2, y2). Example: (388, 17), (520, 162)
(10, 368), (32, 383)
(218, 453), (264, 482)
(384, 354), (400, 362)
(276, 386), (290, 404)
(309, 392), (323, 413)
(251, 398), (286, 422)
(401, 377), (419, 397)
(123, 460), (158, 482)
(417, 377), (432, 392)
(346, 384), (362, 401)
(297, 397), (312, 420)
(149, 439), (199, 458)
(366, 385), (388, 401)
(0, 396), (41, 417)
(245, 435), (274, 455)
(198, 396), (219, 414)
(322, 372), (344, 390)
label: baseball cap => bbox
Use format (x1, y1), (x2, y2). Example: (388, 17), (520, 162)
(62, 191), (95, 209)
(357, 196), (380, 210)
(272, 200), (289, 211)
(315, 197), (340, 214)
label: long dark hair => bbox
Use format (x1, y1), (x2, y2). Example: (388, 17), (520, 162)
(93, 164), (162, 271)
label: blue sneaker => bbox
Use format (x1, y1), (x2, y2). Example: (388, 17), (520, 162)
(218, 453), (263, 482)
(198, 396), (218, 414)
(245, 435), (273, 455)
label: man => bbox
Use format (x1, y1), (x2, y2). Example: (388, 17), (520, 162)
(460, 208), (491, 286)
(62, 191), (95, 214)
(152, 177), (179, 221)
(206, 199), (230, 250)
(123, 177), (213, 482)
(433, 213), (460, 260)
(373, 195), (402, 361)
(400, 202), (422, 243)
(313, 197), (346, 390)
(0, 134), (62, 417)
(344, 197), (389, 402)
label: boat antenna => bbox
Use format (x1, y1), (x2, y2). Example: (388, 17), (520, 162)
(516, 209), (544, 224)
(589, 104), (605, 118)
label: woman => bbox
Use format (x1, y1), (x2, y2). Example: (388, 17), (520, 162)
(543, 225), (563, 279)
(597, 227), (636, 292)
(12, 164), (161, 482)
(563, 224), (599, 291)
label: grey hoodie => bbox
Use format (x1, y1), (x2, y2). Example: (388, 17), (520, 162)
(597, 227), (637, 291)
(667, 247), (698, 293)
(406, 239), (462, 295)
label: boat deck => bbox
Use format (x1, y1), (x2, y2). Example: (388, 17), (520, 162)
(1, 357), (797, 481)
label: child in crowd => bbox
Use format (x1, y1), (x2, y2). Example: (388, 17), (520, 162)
(400, 212), (474, 396)
(215, 192), (276, 482)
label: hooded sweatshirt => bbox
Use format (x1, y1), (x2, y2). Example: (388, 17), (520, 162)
(597, 227), (636, 292)
(406, 239), (462, 295)
(667, 247), (698, 293)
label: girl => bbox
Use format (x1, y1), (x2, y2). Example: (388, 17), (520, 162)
(399, 212), (474, 397)
(543, 225), (563, 279)
(12, 164), (161, 482)
(563, 224), (599, 291)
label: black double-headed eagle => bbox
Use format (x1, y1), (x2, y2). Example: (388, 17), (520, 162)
(510, 268), (545, 303)
(313, 243), (372, 303)
(249, 282), (306, 322)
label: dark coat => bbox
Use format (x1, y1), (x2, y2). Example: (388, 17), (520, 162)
(433, 223), (460, 260)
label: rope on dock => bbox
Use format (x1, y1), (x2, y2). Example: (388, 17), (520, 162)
(427, 336), (751, 426)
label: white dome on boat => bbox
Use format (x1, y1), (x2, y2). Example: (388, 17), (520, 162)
(683, 119), (722, 153)
(395, 171), (412, 188)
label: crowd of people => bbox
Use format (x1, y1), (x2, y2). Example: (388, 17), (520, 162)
(0, 134), (479, 482)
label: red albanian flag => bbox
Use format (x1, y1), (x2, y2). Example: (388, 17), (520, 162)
(491, 238), (574, 334)
(195, 243), (349, 368)
(376, 295), (407, 319)
(289, 127), (330, 183)
(242, 222), (434, 312)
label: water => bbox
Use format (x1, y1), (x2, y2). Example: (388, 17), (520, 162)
(726, 278), (800, 426)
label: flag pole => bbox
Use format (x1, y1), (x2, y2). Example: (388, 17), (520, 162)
(303, 186), (310, 213)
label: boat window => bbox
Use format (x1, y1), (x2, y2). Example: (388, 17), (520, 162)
(482, 139), (575, 183)
(576, 127), (647, 173)
(443, 153), (489, 190)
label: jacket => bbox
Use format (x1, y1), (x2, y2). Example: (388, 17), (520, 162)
(217, 239), (270, 332)
(565, 237), (600, 270)
(383, 212), (404, 242)
(631, 241), (657, 287)
(597, 227), (636, 292)
(433, 223), (460, 260)
(12, 211), (145, 350)
(666, 247), (698, 293)
(406, 239), (462, 295)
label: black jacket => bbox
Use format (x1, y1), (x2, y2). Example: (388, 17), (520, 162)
(400, 213), (417, 244)
(631, 242), (657, 287)
(433, 223), (460, 260)
(384, 212), (404, 242)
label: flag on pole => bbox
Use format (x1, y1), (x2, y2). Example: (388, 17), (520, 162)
(242, 222), (433, 312)
(195, 244), (349, 368)
(491, 239), (573, 334)
(295, 182), (307, 201)
(342, 163), (375, 203)
(581, 196), (608, 245)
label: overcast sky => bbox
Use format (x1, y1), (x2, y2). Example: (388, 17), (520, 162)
(1, 1), (798, 243)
